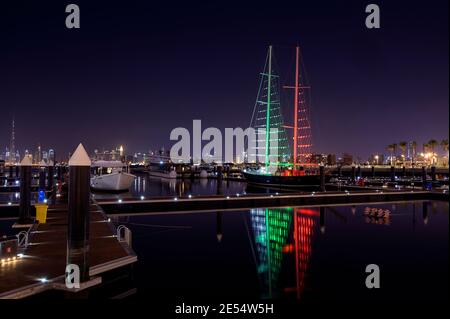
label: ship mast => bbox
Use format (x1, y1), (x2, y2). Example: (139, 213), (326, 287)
(265, 45), (272, 167)
(293, 46), (299, 166)
(284, 46), (311, 166)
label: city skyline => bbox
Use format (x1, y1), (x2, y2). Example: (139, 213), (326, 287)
(0, 0), (448, 159)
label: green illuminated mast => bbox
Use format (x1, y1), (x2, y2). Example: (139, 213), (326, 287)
(265, 45), (272, 167)
(250, 46), (290, 167)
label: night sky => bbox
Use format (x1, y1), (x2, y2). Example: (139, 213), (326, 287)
(0, 0), (448, 160)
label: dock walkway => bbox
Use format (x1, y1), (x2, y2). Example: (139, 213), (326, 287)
(0, 200), (137, 299)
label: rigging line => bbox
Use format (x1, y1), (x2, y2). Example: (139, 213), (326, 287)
(298, 47), (314, 149)
(249, 50), (269, 128)
(122, 222), (192, 229)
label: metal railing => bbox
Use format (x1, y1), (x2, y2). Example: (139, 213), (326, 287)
(116, 225), (132, 247)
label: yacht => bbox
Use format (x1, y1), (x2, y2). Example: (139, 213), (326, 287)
(90, 160), (135, 191)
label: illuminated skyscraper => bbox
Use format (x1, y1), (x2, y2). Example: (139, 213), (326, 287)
(9, 117), (15, 164)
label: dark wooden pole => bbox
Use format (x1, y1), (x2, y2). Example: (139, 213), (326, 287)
(18, 156), (33, 225)
(319, 165), (325, 192)
(431, 166), (436, 182)
(67, 144), (91, 282)
(47, 164), (54, 190)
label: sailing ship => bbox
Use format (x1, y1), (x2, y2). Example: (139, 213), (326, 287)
(243, 45), (328, 188)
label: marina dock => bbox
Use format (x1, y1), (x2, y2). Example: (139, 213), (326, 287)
(0, 199), (136, 298)
(98, 188), (448, 215)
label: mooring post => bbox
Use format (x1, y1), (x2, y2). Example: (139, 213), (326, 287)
(57, 164), (62, 181)
(356, 165), (361, 179)
(371, 165), (375, 177)
(17, 156), (33, 226)
(216, 166), (223, 195)
(421, 166), (427, 189)
(47, 161), (54, 190)
(39, 164), (46, 192)
(217, 165), (223, 181)
(319, 165), (325, 192)
(390, 166), (395, 182)
(15, 165), (19, 178)
(190, 165), (195, 180)
(67, 143), (92, 282)
(9, 165), (13, 179)
(351, 164), (356, 183)
(431, 166), (436, 182)
(402, 166), (406, 177)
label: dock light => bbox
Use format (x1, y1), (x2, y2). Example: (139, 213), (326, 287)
(43, 199), (48, 203)
(15, 180), (19, 185)
(140, 196), (145, 200)
(174, 197), (178, 201)
(236, 193), (240, 197)
(15, 192), (19, 198)
(107, 218), (111, 222)
(7, 202), (12, 206)
(38, 277), (49, 284)
(17, 254), (24, 258)
(270, 195), (274, 198)
(226, 196), (230, 199)
(118, 199), (122, 203)
(1, 258), (5, 263)
(188, 194), (192, 199)
(275, 192), (279, 195)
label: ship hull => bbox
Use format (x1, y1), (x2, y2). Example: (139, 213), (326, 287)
(90, 172), (135, 191)
(243, 171), (325, 188)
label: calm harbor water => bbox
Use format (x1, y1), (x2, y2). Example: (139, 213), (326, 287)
(92, 174), (260, 201)
(1, 175), (447, 300)
(99, 200), (448, 300)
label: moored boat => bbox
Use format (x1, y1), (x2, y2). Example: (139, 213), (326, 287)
(90, 160), (135, 191)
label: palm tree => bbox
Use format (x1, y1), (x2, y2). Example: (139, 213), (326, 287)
(387, 144), (397, 166)
(441, 139), (449, 167)
(441, 139), (449, 152)
(428, 139), (438, 165)
(399, 141), (407, 162)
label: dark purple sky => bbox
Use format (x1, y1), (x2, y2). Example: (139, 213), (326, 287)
(0, 0), (448, 160)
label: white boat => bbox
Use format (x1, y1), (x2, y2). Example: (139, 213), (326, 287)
(148, 169), (178, 179)
(90, 160), (135, 191)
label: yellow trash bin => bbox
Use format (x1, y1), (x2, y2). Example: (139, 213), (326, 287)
(35, 203), (48, 224)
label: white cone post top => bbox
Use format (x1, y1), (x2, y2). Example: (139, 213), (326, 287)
(68, 143), (91, 166)
(20, 155), (32, 166)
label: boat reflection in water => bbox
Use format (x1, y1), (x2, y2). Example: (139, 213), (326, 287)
(250, 207), (316, 299)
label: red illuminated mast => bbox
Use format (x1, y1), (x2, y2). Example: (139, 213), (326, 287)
(293, 46), (299, 166)
(285, 46), (311, 167)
